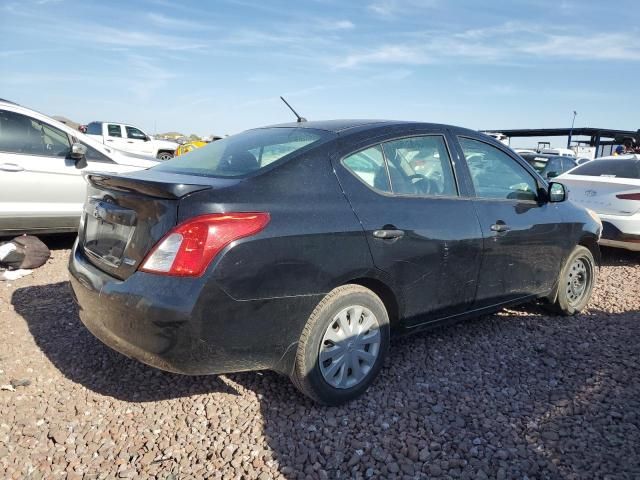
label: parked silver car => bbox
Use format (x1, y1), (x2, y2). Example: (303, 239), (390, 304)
(0, 100), (157, 234)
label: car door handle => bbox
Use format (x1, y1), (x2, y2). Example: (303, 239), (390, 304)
(373, 229), (405, 239)
(127, 141), (134, 143)
(490, 223), (510, 232)
(106, 139), (114, 142)
(0, 163), (25, 172)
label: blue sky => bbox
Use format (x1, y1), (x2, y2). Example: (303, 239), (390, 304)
(1, 0), (639, 141)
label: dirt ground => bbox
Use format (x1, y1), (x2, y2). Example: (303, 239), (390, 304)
(1, 236), (639, 479)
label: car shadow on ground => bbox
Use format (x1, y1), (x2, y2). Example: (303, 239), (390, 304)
(11, 281), (239, 401)
(600, 246), (639, 266)
(231, 306), (640, 478)
(11, 279), (640, 477)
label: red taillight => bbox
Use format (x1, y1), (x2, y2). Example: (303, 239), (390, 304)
(616, 193), (640, 201)
(140, 212), (270, 277)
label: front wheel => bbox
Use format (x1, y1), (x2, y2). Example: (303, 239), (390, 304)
(290, 285), (390, 405)
(156, 151), (174, 161)
(547, 245), (596, 315)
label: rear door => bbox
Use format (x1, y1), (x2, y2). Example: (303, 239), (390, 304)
(104, 124), (128, 151)
(334, 130), (483, 325)
(454, 135), (568, 307)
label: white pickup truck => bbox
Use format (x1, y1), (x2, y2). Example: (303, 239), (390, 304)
(85, 121), (178, 160)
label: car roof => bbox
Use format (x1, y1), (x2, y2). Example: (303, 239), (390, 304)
(256, 119), (478, 135)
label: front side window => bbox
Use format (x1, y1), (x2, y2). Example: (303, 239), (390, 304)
(0, 109), (70, 156)
(382, 135), (457, 196)
(342, 146), (390, 193)
(126, 126), (147, 140)
(107, 124), (122, 138)
(82, 142), (113, 163)
(459, 137), (538, 201)
(153, 127), (329, 178)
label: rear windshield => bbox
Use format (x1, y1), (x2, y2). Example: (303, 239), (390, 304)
(570, 160), (640, 179)
(153, 127), (329, 178)
(522, 156), (548, 173)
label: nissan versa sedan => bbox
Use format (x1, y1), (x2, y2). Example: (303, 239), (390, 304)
(69, 120), (601, 405)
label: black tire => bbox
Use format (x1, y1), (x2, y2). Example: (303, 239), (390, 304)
(547, 245), (596, 316)
(156, 151), (174, 161)
(290, 285), (390, 405)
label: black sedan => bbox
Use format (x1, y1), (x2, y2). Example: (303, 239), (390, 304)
(69, 120), (601, 405)
(519, 152), (578, 180)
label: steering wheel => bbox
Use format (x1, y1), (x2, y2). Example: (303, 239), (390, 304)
(408, 174), (438, 195)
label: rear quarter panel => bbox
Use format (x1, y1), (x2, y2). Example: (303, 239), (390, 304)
(177, 146), (376, 300)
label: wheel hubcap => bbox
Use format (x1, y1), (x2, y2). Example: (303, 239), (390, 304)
(319, 305), (381, 389)
(566, 257), (591, 306)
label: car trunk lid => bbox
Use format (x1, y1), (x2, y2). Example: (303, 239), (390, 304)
(560, 175), (640, 216)
(79, 171), (235, 280)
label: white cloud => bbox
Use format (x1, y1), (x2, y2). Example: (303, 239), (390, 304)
(321, 19), (355, 30)
(368, 0), (439, 17)
(146, 12), (209, 30)
(335, 22), (640, 68)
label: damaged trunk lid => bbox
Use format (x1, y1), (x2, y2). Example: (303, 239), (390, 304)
(79, 170), (235, 280)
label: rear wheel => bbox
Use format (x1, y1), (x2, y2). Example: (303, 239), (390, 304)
(547, 245), (596, 315)
(290, 285), (389, 405)
(156, 151), (174, 161)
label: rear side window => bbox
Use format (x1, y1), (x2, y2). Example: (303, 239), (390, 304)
(153, 127), (329, 178)
(570, 160), (640, 179)
(342, 146), (391, 193)
(107, 124), (122, 137)
(459, 137), (538, 201)
(382, 135), (457, 196)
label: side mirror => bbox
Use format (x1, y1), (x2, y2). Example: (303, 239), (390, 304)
(144, 135), (151, 142)
(546, 171), (559, 179)
(548, 182), (567, 202)
(70, 142), (87, 159)
(70, 143), (88, 169)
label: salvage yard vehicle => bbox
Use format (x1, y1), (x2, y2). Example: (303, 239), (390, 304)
(85, 121), (178, 160)
(69, 120), (602, 405)
(0, 99), (158, 235)
(519, 152), (578, 180)
(558, 156), (640, 251)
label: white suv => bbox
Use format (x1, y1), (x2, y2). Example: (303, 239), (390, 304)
(0, 100), (158, 235)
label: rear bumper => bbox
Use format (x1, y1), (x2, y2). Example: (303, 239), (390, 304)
(600, 214), (640, 251)
(68, 241), (321, 375)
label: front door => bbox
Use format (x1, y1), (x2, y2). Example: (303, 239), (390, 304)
(455, 136), (568, 308)
(124, 125), (154, 156)
(334, 132), (484, 325)
(0, 109), (120, 232)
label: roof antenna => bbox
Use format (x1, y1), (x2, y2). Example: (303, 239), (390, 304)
(280, 96), (307, 123)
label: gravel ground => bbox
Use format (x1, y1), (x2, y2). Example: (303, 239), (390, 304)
(1, 237), (639, 479)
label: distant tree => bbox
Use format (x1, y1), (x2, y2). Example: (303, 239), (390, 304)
(188, 134), (201, 141)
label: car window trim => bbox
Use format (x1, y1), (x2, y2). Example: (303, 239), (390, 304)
(456, 134), (545, 203)
(339, 133), (462, 199)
